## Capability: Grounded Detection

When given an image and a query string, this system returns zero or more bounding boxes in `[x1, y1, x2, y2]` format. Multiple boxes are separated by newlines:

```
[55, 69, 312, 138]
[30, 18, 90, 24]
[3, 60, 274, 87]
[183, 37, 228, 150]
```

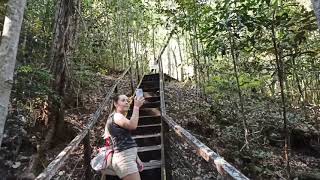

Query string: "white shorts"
[111, 147, 139, 178]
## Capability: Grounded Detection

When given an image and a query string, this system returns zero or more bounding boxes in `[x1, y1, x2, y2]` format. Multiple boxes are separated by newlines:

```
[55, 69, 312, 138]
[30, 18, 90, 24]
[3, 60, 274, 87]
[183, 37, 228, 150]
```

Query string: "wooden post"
[83, 132, 92, 180]
[159, 56, 167, 180]
[162, 120, 172, 180]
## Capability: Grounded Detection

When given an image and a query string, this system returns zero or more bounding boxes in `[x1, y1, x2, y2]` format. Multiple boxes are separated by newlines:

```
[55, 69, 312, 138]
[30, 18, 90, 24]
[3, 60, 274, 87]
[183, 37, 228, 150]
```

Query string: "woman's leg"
[122, 172, 141, 180]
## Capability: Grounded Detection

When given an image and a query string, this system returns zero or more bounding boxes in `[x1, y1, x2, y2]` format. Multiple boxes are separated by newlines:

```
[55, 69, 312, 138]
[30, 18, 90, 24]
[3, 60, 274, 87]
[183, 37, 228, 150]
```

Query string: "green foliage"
[72, 67, 102, 89]
[239, 73, 271, 91]
[15, 65, 52, 98]
[205, 74, 237, 100]
[13, 65, 52, 117]
[170, 0, 320, 104]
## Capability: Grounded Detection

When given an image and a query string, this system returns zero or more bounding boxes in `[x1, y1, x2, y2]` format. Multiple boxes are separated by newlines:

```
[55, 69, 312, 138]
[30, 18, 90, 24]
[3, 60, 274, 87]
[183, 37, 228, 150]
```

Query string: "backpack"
[90, 137, 114, 172]
[91, 114, 115, 174]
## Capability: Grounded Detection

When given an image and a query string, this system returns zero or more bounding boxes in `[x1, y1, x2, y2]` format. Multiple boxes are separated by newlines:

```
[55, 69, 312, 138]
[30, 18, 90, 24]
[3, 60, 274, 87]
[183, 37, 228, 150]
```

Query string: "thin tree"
[226, 0, 249, 150]
[167, 45, 172, 76]
[0, 0, 26, 147]
[171, 47, 179, 80]
[177, 35, 184, 81]
[227, 24, 249, 149]
[271, 7, 291, 179]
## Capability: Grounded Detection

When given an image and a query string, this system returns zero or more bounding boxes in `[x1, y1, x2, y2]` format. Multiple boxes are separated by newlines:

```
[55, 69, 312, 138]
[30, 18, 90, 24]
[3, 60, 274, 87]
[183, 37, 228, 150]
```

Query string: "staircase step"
[137, 116, 161, 126]
[138, 145, 161, 152]
[141, 80, 159, 85]
[142, 74, 159, 81]
[129, 96, 160, 110]
[129, 100, 160, 109]
[140, 168, 161, 180]
[140, 81, 159, 89]
[143, 73, 159, 77]
[133, 133, 161, 146]
[142, 78, 159, 82]
[104, 160, 161, 179]
[141, 101, 160, 108]
[133, 133, 161, 139]
[143, 160, 161, 170]
[138, 124, 161, 128]
[142, 87, 159, 92]
[128, 108, 161, 117]
[133, 124, 161, 135]
[144, 96, 160, 102]
[126, 93, 159, 100]
[143, 92, 159, 98]
[138, 148, 161, 162]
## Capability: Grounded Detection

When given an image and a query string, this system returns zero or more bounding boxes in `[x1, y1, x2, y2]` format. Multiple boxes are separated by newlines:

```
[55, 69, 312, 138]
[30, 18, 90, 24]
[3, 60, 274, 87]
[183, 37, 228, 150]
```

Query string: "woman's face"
[115, 95, 129, 112]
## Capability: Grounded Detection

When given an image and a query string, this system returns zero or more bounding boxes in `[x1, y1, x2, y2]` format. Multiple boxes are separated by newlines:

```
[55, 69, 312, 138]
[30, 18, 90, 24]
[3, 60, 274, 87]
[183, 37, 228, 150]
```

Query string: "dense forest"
[0, 0, 319, 179]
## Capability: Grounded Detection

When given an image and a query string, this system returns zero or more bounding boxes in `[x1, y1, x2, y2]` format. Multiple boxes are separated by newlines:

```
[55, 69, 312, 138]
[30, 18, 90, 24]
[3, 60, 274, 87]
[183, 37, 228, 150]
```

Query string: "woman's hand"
[134, 96, 145, 108]
[136, 156, 144, 172]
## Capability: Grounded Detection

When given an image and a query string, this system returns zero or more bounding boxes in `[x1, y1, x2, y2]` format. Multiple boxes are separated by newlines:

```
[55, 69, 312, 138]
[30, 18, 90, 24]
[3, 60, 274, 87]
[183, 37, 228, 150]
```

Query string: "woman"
[104, 94, 145, 180]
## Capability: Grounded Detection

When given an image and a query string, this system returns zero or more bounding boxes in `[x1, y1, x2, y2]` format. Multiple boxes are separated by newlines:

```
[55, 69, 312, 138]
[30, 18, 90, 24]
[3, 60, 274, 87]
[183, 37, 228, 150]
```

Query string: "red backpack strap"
[105, 136, 111, 147]
[105, 137, 114, 161]
[105, 149, 113, 160]
[105, 113, 115, 148]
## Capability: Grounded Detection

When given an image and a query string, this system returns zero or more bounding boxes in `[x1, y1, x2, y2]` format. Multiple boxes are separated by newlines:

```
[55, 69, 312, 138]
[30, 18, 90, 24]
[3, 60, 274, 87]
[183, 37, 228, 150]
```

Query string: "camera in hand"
[135, 88, 143, 97]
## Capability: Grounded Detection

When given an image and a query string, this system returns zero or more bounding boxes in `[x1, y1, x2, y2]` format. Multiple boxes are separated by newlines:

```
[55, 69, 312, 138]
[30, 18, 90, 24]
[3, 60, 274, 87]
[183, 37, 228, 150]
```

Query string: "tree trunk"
[32, 0, 79, 174]
[271, 10, 291, 178]
[312, 0, 320, 30]
[177, 35, 184, 81]
[153, 26, 156, 65]
[171, 48, 179, 80]
[228, 27, 249, 149]
[184, 33, 190, 79]
[199, 42, 206, 96]
[126, 25, 131, 66]
[191, 36, 198, 86]
[0, 0, 26, 147]
[134, 38, 140, 81]
[167, 46, 171, 76]
[207, 56, 211, 83]
[112, 48, 115, 70]
[50, 0, 79, 138]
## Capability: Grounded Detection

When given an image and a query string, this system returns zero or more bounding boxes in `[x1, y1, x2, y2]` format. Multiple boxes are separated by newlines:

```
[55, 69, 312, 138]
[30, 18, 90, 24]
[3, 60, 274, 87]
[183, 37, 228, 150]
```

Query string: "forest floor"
[1, 72, 319, 180]
[165, 80, 320, 179]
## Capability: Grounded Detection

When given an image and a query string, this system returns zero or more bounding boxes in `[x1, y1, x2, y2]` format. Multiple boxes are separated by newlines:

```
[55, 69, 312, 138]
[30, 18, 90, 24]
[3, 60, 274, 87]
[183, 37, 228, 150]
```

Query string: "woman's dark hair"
[111, 94, 121, 112]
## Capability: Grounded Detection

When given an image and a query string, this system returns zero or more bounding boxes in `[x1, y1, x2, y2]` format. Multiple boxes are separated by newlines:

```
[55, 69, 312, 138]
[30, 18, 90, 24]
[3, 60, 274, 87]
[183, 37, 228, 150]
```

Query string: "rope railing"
[158, 42, 249, 180]
[35, 59, 139, 180]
